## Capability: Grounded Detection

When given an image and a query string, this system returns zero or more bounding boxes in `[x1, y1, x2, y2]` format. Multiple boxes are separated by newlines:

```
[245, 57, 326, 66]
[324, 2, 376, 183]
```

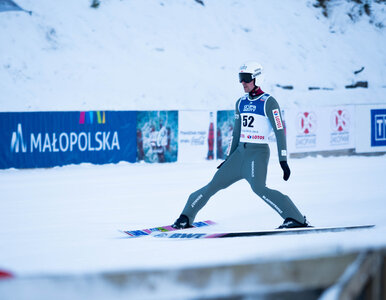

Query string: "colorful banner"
[216, 110, 235, 159]
[136, 111, 178, 163]
[178, 111, 215, 162]
[0, 111, 137, 169]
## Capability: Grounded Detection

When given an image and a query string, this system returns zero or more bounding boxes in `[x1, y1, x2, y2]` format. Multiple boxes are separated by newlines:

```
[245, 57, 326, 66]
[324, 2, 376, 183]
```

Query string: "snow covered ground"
[1, 155, 385, 277]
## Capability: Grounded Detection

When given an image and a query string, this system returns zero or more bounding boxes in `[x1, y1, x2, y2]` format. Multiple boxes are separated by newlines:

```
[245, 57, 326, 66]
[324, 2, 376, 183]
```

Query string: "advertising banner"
[178, 111, 216, 162]
[0, 111, 137, 169]
[285, 105, 355, 153]
[216, 110, 235, 159]
[356, 105, 386, 153]
[136, 111, 178, 163]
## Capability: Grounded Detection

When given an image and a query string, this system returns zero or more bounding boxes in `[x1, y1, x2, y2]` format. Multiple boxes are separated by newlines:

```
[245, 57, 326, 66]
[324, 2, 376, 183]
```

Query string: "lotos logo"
[272, 109, 283, 130]
[296, 112, 317, 135]
[331, 109, 349, 132]
[247, 135, 264, 140]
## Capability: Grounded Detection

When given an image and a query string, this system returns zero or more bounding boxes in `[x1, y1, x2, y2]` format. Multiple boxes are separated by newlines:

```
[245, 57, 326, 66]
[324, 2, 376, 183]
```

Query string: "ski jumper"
[181, 88, 305, 225]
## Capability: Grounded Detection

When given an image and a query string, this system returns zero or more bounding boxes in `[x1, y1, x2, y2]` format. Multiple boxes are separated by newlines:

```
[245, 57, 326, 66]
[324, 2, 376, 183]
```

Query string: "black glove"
[217, 160, 226, 169]
[280, 161, 291, 181]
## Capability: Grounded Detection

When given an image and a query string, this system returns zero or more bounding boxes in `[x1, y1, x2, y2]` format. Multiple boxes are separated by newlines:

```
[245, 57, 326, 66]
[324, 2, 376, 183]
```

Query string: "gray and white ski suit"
[181, 91, 305, 225]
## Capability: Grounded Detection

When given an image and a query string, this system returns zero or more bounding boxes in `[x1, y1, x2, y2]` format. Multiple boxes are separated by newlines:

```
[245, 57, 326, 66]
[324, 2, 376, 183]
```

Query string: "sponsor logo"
[331, 109, 349, 132]
[297, 112, 317, 135]
[179, 131, 206, 145]
[262, 195, 283, 214]
[272, 109, 283, 130]
[10, 123, 27, 153]
[79, 111, 106, 124]
[371, 109, 386, 147]
[245, 135, 265, 140]
[281, 150, 287, 157]
[253, 69, 262, 76]
[251, 160, 255, 178]
[243, 104, 257, 112]
[191, 194, 203, 208]
[296, 111, 317, 148]
[10, 123, 120, 153]
[330, 109, 350, 145]
[167, 233, 207, 239]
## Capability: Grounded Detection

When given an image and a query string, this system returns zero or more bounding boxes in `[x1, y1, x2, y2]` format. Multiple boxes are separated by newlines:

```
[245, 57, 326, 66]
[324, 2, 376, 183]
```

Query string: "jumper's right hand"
[280, 161, 291, 181]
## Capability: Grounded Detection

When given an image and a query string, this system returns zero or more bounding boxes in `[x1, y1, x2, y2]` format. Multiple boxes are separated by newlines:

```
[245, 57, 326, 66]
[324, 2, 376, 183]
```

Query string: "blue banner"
[371, 109, 386, 147]
[0, 111, 137, 169]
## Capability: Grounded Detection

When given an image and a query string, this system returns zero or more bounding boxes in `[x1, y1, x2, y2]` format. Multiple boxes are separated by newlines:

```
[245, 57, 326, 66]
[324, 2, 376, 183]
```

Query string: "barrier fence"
[0, 105, 385, 169]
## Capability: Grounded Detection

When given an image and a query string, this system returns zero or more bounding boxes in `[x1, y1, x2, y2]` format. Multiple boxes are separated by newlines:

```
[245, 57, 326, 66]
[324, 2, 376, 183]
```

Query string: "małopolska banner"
[0, 111, 137, 169]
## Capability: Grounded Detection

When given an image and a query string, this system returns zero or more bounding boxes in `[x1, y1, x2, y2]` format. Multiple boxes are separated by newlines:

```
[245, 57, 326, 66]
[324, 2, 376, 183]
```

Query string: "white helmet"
[239, 61, 264, 86]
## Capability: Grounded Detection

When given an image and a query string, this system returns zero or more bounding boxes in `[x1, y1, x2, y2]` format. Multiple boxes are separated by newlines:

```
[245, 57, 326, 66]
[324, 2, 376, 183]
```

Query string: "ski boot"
[278, 216, 310, 229]
[172, 214, 191, 229]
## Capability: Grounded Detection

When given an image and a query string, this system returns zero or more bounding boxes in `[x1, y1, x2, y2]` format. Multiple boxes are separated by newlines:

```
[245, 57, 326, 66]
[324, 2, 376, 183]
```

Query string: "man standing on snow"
[173, 61, 309, 229]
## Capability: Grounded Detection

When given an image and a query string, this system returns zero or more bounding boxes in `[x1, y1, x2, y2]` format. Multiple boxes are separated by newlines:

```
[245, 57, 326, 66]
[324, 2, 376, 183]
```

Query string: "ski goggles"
[239, 73, 254, 83]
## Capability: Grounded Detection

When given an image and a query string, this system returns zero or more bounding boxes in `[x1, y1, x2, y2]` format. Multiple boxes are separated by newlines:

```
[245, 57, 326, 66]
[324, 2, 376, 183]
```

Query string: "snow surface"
[0, 156, 385, 276]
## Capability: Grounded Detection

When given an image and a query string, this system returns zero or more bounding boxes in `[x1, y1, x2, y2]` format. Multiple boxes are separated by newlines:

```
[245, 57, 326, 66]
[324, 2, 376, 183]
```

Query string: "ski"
[121, 220, 216, 238]
[152, 224, 375, 239]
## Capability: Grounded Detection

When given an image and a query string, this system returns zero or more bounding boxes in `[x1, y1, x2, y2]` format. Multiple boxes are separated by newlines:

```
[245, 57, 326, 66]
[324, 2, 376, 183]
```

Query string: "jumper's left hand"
[280, 161, 291, 181]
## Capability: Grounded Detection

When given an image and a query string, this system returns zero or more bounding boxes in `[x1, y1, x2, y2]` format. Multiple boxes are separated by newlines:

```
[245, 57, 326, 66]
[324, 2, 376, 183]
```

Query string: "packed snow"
[0, 156, 385, 276]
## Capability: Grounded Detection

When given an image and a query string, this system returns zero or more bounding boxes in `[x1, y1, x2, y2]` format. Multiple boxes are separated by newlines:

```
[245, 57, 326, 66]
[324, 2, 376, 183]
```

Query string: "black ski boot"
[278, 216, 310, 229]
[172, 214, 191, 229]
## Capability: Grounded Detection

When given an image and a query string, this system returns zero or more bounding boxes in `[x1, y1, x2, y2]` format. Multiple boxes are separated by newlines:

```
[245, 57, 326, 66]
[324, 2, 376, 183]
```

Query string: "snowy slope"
[0, 156, 385, 276]
[0, 0, 385, 111]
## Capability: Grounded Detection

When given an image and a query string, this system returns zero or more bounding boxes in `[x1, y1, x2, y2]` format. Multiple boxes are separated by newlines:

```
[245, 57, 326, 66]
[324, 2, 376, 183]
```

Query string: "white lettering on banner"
[10, 124, 120, 154]
[42, 133, 52, 152]
[52, 134, 59, 152]
[59, 133, 69, 152]
[79, 133, 87, 151]
[11, 123, 27, 153]
[375, 115, 386, 141]
[31, 134, 41, 152]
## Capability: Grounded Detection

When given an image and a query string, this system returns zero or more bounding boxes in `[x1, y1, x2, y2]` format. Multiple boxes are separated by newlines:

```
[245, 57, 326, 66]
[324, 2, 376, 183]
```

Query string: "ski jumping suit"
[181, 89, 305, 225]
